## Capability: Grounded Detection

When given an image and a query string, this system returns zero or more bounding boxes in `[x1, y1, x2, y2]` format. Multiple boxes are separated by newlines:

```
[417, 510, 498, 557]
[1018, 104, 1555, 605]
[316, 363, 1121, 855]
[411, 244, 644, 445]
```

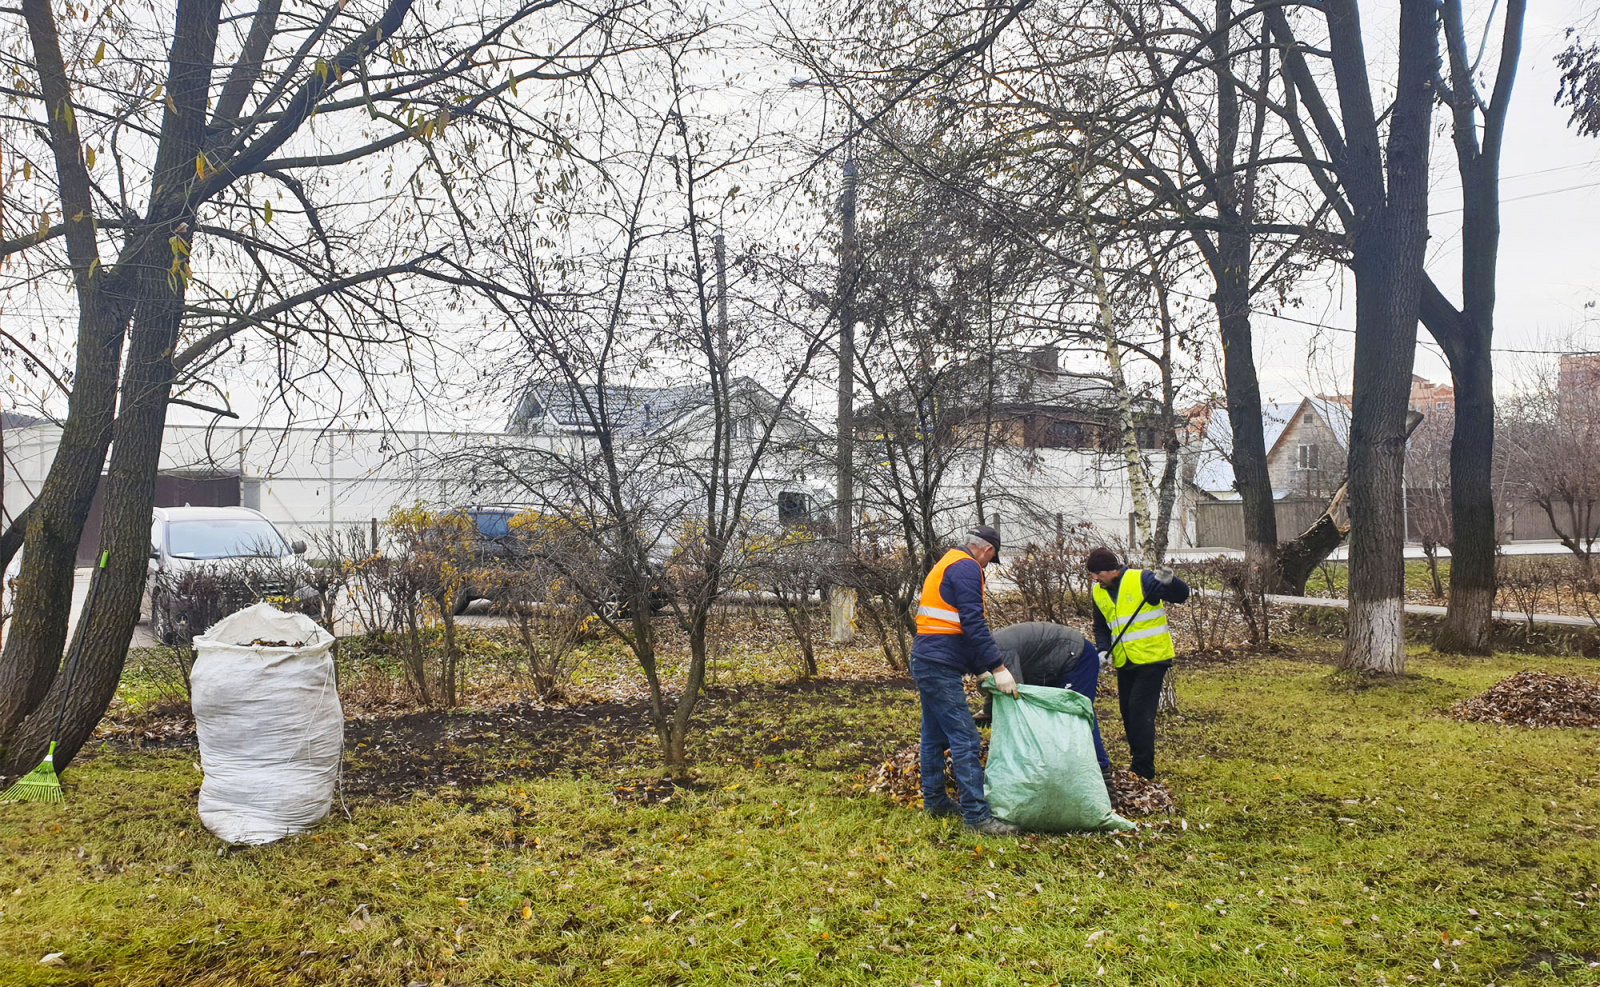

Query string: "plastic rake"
[0, 742, 63, 803]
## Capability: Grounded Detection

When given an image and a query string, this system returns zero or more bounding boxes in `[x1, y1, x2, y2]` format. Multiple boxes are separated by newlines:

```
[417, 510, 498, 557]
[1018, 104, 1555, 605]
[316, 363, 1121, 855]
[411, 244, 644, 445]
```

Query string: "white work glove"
[981, 665, 1020, 699]
[1153, 566, 1175, 585]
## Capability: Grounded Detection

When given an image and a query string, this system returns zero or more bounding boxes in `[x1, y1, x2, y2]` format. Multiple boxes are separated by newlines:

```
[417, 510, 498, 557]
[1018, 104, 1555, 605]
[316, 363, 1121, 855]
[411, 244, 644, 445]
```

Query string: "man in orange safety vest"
[909, 525, 1020, 836]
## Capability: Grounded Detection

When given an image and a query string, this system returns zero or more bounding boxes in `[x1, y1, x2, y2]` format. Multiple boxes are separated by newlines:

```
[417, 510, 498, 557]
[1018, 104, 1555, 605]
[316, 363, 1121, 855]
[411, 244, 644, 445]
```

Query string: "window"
[1303, 413, 1314, 424]
[166, 518, 290, 560]
[1436, 400, 1450, 409]
[1038, 419, 1092, 449]
[777, 492, 809, 527]
[1298, 444, 1320, 470]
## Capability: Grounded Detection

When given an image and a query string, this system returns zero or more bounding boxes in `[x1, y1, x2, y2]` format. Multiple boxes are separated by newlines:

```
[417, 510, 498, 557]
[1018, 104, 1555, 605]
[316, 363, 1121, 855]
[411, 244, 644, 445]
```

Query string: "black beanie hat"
[1085, 547, 1121, 573]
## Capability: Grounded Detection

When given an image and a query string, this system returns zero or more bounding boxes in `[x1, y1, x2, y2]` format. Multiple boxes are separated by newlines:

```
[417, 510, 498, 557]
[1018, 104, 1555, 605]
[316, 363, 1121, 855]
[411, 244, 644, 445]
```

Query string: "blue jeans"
[910, 657, 991, 825]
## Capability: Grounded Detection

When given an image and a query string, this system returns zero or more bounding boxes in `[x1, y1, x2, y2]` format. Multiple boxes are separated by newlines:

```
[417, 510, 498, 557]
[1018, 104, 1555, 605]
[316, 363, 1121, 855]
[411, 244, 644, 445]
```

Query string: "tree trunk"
[1082, 211, 1155, 551]
[1276, 489, 1350, 595]
[2, 245, 206, 775]
[1425, 0, 1524, 654]
[1338, 0, 1436, 676]
[1434, 341, 1496, 652]
[0, 0, 224, 772]
[670, 611, 713, 775]
[1214, 233, 1279, 585]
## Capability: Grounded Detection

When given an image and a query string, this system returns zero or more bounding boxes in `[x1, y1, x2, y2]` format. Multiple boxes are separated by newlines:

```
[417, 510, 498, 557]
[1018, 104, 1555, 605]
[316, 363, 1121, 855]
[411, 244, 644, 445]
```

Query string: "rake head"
[0, 743, 64, 804]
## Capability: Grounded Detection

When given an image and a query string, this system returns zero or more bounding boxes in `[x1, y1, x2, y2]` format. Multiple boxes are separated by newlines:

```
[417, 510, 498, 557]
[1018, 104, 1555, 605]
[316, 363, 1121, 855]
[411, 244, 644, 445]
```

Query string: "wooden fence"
[1194, 494, 1598, 550]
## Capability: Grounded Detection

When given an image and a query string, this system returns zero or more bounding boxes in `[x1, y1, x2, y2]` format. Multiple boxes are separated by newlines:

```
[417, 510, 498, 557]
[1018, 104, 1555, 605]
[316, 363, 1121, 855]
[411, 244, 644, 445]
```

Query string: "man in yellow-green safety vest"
[1086, 546, 1190, 781]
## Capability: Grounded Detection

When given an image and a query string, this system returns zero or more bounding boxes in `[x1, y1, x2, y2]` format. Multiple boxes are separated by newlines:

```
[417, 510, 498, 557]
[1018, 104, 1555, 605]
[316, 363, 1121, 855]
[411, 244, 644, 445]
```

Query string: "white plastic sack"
[190, 603, 342, 845]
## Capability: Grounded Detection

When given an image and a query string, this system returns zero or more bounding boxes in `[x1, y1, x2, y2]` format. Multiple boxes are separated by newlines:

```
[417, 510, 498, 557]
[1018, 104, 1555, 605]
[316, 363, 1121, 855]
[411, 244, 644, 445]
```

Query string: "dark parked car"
[450, 505, 533, 612]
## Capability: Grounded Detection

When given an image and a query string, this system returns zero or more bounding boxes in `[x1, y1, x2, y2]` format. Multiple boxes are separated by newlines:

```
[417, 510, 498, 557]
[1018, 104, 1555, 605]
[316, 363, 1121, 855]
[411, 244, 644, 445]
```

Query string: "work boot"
[1101, 766, 1117, 806]
[967, 817, 1020, 836]
[923, 800, 960, 820]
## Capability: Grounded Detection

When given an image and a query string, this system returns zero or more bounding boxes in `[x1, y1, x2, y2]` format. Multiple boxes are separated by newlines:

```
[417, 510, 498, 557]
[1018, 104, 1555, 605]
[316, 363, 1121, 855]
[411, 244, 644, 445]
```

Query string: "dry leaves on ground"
[1450, 670, 1600, 729]
[1106, 769, 1175, 815]
[864, 742, 1175, 818]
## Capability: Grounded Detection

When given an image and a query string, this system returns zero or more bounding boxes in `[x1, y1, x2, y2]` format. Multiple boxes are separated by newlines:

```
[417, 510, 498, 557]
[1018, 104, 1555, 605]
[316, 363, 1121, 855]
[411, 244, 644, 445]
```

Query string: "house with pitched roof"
[1191, 396, 1352, 502]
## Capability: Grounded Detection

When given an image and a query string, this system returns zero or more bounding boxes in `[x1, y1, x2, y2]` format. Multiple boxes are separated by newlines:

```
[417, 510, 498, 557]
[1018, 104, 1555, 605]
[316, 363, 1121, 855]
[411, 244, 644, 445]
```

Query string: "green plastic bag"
[981, 681, 1135, 833]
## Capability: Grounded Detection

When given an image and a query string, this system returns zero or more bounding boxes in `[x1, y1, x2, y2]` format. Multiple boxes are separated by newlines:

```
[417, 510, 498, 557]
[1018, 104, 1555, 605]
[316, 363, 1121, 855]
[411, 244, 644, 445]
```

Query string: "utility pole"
[830, 149, 858, 644]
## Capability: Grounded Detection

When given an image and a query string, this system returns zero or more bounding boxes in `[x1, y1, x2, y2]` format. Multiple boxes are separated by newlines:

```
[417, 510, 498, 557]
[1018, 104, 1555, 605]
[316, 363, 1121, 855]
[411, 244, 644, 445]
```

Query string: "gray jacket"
[992, 621, 1087, 688]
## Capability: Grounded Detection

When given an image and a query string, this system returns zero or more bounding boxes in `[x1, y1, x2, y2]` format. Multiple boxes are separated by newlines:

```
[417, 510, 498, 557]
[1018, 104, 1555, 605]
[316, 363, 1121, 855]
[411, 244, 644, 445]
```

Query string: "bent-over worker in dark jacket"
[987, 621, 1114, 800]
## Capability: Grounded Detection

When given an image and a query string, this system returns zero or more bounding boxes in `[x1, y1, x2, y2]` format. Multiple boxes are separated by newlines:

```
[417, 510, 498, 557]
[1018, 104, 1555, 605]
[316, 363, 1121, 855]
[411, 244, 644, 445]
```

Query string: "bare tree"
[1502, 377, 1600, 574]
[450, 33, 833, 768]
[1406, 410, 1456, 599]
[788, 0, 1335, 577]
[1419, 0, 1526, 653]
[0, 0, 639, 776]
[1269, 0, 1440, 674]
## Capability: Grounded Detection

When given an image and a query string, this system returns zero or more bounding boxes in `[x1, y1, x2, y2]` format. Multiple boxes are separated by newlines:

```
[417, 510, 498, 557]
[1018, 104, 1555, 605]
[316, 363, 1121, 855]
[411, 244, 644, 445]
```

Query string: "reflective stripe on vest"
[1092, 568, 1175, 667]
[914, 548, 984, 636]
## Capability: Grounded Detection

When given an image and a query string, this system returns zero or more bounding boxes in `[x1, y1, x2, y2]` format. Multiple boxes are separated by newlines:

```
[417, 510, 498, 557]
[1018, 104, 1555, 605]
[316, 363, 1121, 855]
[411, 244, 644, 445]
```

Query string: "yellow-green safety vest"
[1092, 568, 1175, 668]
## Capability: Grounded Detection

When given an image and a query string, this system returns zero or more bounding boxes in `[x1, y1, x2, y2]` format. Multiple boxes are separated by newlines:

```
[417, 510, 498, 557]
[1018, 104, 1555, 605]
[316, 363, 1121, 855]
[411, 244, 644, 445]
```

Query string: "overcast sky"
[7, 1, 1596, 432]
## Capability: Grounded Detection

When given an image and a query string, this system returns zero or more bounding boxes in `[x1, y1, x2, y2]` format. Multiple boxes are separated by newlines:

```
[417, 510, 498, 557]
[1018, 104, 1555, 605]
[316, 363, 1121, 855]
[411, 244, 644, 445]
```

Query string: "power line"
[1429, 179, 1600, 216]
[1245, 307, 1597, 355]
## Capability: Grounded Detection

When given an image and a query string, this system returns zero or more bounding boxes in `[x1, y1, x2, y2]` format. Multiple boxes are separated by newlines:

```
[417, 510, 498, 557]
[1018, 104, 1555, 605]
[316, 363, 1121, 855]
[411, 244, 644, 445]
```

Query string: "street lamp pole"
[831, 148, 858, 644]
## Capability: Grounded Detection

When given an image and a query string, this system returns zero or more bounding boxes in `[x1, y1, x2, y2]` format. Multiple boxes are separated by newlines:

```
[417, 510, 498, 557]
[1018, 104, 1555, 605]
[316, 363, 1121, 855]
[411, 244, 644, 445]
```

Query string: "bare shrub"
[1007, 522, 1097, 624]
[147, 564, 261, 647]
[752, 530, 828, 677]
[1572, 559, 1600, 631]
[301, 525, 372, 635]
[850, 533, 921, 672]
[356, 504, 486, 708]
[1169, 557, 1238, 652]
[1215, 558, 1271, 647]
[491, 511, 600, 700]
[1498, 554, 1560, 639]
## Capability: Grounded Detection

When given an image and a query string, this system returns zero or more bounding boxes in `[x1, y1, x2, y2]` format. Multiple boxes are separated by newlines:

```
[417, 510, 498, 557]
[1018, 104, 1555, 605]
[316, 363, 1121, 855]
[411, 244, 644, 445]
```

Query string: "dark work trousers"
[1115, 659, 1171, 779]
[1056, 649, 1112, 770]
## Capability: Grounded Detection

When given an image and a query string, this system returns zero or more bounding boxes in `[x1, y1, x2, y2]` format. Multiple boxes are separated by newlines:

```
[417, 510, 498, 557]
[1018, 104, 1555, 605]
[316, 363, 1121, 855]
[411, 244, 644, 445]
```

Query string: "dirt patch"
[89, 677, 913, 800]
[339, 677, 911, 800]
[1450, 670, 1600, 728]
[342, 699, 649, 798]
[1509, 949, 1600, 977]
[864, 742, 1175, 819]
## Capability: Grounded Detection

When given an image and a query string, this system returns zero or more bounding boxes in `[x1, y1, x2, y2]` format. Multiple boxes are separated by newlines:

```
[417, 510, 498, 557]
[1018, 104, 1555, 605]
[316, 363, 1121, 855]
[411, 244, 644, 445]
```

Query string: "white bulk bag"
[190, 603, 342, 845]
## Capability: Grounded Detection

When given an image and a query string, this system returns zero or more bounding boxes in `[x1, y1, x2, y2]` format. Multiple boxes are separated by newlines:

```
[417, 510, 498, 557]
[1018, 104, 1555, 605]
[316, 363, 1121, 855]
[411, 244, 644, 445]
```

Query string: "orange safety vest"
[914, 548, 984, 636]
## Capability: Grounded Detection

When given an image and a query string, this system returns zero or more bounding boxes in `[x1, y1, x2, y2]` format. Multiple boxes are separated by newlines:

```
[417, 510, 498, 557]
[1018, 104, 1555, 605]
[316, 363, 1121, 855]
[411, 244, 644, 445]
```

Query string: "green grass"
[4, 647, 1600, 986]
[1300, 559, 1455, 598]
